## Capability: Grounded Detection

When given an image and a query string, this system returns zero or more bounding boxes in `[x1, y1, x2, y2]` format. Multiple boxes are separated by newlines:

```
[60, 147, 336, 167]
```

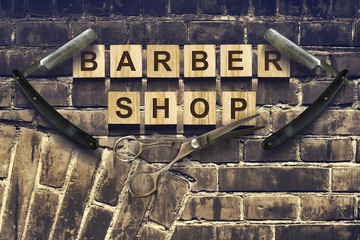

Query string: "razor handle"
[13, 69, 99, 150]
[262, 69, 348, 150]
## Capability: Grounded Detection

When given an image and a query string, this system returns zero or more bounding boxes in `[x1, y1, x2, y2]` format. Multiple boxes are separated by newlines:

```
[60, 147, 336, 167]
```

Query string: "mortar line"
[21, 134, 49, 240]
[48, 148, 79, 240]
[75, 148, 109, 240]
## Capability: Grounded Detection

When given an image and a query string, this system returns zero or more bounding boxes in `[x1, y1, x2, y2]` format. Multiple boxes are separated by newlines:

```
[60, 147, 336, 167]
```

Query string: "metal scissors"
[113, 114, 264, 198]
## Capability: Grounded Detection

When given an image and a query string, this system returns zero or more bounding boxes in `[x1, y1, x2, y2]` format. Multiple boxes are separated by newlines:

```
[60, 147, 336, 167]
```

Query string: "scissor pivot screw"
[191, 139, 200, 149]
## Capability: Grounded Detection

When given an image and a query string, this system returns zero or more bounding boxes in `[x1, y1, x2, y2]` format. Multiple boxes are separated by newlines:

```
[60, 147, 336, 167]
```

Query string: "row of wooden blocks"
[108, 91, 256, 126]
[73, 44, 290, 78]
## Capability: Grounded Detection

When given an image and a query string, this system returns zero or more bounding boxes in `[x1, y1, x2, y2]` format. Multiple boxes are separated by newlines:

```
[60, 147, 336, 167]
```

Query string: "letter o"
[190, 98, 209, 118]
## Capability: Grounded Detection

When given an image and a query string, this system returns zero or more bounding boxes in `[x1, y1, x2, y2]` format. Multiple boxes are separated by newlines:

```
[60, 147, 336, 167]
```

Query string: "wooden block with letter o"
[108, 92, 140, 124]
[184, 91, 216, 125]
[222, 91, 256, 126]
[220, 44, 252, 77]
[110, 45, 142, 78]
[73, 45, 105, 78]
[147, 45, 179, 78]
[145, 92, 177, 125]
[184, 45, 216, 78]
[257, 44, 290, 78]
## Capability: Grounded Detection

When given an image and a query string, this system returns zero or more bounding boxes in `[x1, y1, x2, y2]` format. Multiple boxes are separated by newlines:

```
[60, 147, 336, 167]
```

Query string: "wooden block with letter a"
[222, 91, 256, 126]
[184, 45, 216, 78]
[73, 45, 105, 78]
[110, 45, 142, 78]
[145, 92, 177, 125]
[183, 91, 216, 125]
[108, 92, 140, 124]
[220, 44, 252, 77]
[147, 45, 179, 78]
[257, 44, 290, 78]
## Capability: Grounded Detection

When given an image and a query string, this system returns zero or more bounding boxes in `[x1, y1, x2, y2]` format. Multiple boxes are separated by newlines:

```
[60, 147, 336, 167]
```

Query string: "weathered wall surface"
[0, 0, 360, 239]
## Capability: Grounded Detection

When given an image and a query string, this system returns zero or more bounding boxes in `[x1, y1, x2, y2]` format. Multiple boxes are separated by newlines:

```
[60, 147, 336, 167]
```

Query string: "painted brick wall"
[1, 0, 360, 239]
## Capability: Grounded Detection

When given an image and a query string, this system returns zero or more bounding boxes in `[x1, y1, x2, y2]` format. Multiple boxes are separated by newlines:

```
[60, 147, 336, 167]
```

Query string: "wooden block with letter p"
[183, 91, 216, 125]
[220, 44, 252, 77]
[108, 92, 140, 124]
[110, 45, 142, 78]
[145, 92, 177, 125]
[184, 45, 216, 78]
[222, 91, 256, 126]
[73, 45, 105, 78]
[147, 45, 179, 78]
[257, 44, 290, 78]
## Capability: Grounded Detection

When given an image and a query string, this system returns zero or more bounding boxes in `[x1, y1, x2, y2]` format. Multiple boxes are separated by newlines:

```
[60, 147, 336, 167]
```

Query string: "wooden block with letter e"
[257, 44, 290, 78]
[147, 45, 179, 78]
[222, 91, 256, 126]
[145, 92, 177, 125]
[220, 44, 252, 77]
[108, 92, 140, 124]
[184, 45, 216, 78]
[183, 91, 216, 125]
[110, 45, 142, 78]
[73, 45, 105, 78]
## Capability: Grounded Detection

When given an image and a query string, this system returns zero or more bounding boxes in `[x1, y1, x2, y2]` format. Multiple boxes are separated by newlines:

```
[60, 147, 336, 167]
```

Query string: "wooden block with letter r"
[257, 44, 290, 78]
[147, 45, 179, 78]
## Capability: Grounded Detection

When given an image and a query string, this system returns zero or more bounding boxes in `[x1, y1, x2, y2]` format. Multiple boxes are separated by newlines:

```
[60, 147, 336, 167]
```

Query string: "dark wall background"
[0, 0, 360, 239]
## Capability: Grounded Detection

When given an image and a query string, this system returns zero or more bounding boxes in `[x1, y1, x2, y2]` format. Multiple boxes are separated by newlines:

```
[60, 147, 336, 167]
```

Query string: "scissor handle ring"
[128, 172, 158, 198]
[113, 136, 142, 162]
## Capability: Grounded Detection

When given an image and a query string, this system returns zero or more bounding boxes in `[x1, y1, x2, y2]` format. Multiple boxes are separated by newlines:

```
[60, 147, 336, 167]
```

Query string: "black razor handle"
[262, 69, 348, 150]
[13, 69, 99, 150]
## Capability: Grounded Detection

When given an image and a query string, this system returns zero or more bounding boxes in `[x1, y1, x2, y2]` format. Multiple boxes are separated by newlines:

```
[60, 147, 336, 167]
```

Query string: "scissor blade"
[203, 114, 260, 144]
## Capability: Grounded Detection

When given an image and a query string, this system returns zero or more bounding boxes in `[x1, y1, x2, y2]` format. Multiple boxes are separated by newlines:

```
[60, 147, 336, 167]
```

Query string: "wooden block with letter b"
[147, 45, 179, 78]
[222, 91, 256, 126]
[145, 92, 177, 125]
[110, 45, 142, 78]
[184, 45, 216, 78]
[257, 44, 290, 78]
[183, 91, 216, 125]
[108, 92, 140, 124]
[73, 45, 105, 78]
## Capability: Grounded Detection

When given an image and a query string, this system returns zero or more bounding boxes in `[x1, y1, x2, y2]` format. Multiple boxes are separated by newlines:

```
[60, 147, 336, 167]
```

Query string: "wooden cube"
[222, 91, 256, 126]
[147, 45, 179, 78]
[73, 45, 105, 78]
[257, 44, 290, 78]
[108, 92, 140, 124]
[145, 92, 177, 125]
[110, 45, 142, 78]
[220, 44, 252, 77]
[184, 45, 216, 78]
[183, 91, 216, 125]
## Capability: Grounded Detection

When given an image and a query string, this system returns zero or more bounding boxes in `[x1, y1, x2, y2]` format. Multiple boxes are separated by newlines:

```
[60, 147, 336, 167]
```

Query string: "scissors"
[113, 114, 264, 198]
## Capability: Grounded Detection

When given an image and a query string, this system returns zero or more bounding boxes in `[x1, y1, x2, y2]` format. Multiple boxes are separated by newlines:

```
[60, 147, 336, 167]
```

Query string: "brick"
[0, 83, 11, 107]
[304, 0, 330, 18]
[244, 139, 297, 162]
[244, 196, 298, 220]
[333, 168, 360, 192]
[28, 0, 52, 16]
[72, 79, 106, 107]
[0, 0, 12, 17]
[301, 22, 351, 46]
[150, 173, 189, 228]
[86, 0, 110, 15]
[279, 0, 303, 15]
[1, 128, 42, 240]
[189, 22, 244, 44]
[0, 22, 11, 46]
[333, 0, 357, 17]
[56, 0, 83, 15]
[199, 0, 222, 14]
[170, 0, 197, 14]
[15, 22, 68, 46]
[300, 138, 353, 162]
[225, 0, 249, 15]
[219, 167, 329, 192]
[0, 109, 34, 122]
[354, 23, 360, 47]
[256, 79, 298, 105]
[0, 124, 14, 178]
[13, 0, 26, 18]
[273, 110, 360, 136]
[247, 22, 298, 45]
[253, 0, 276, 16]
[301, 195, 354, 220]
[181, 196, 241, 220]
[95, 150, 131, 206]
[24, 191, 58, 240]
[173, 167, 217, 192]
[15, 81, 69, 107]
[80, 206, 113, 240]
[139, 226, 167, 240]
[143, 0, 167, 16]
[302, 81, 354, 105]
[331, 52, 360, 78]
[73, 22, 127, 45]
[276, 225, 360, 240]
[52, 148, 102, 240]
[171, 225, 214, 240]
[130, 22, 187, 45]
[40, 134, 74, 188]
[37, 110, 107, 136]
[217, 225, 273, 239]
[113, 0, 141, 15]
